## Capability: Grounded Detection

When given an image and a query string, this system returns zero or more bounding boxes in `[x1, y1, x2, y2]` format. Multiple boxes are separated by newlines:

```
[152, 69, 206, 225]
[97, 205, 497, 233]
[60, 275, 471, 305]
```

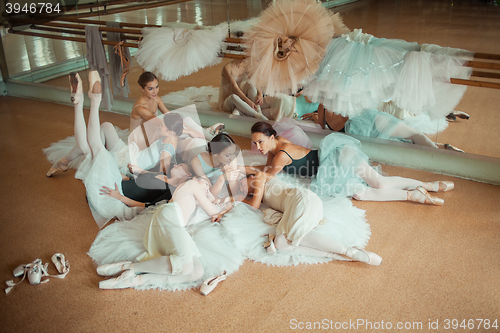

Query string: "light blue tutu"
[345, 108, 410, 143]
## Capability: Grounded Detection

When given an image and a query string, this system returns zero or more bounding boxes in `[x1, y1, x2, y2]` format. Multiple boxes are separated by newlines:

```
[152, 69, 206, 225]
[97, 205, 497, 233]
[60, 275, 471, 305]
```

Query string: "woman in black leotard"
[248, 121, 455, 205]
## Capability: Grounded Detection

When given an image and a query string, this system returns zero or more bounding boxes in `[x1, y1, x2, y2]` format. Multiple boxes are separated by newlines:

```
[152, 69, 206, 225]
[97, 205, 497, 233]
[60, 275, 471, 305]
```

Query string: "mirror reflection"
[2, 0, 499, 159]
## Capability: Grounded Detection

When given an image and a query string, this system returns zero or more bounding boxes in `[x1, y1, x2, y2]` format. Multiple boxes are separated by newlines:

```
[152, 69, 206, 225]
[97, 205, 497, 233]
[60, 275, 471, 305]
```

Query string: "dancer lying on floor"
[191, 133, 243, 197]
[65, 71, 190, 227]
[301, 104, 464, 152]
[96, 176, 234, 290]
[236, 172, 381, 265]
[247, 121, 454, 205]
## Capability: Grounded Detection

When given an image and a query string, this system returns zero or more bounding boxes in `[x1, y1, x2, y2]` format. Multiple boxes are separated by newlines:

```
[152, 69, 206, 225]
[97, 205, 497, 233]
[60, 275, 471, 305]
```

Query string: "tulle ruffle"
[244, 0, 336, 96]
[135, 26, 226, 82]
[345, 108, 409, 142]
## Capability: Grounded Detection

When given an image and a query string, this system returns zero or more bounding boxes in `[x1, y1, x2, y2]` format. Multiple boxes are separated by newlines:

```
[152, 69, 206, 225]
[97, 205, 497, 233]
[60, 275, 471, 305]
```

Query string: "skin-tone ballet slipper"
[51, 253, 70, 278]
[444, 143, 465, 153]
[207, 123, 225, 136]
[427, 181, 454, 192]
[46, 157, 69, 177]
[343, 247, 382, 266]
[88, 71, 102, 95]
[200, 271, 227, 296]
[262, 234, 276, 254]
[69, 73, 83, 104]
[99, 269, 142, 289]
[408, 186, 444, 206]
[96, 261, 132, 277]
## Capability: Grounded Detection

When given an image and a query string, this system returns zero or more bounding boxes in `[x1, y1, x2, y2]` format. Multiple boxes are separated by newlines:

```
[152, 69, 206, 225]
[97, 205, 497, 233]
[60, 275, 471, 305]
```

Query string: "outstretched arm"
[242, 172, 267, 209]
[100, 183, 145, 208]
[156, 96, 170, 114]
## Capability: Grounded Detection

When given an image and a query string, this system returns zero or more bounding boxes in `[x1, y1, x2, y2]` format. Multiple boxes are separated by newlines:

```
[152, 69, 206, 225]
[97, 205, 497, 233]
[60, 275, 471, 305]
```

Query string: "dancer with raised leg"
[248, 122, 453, 205]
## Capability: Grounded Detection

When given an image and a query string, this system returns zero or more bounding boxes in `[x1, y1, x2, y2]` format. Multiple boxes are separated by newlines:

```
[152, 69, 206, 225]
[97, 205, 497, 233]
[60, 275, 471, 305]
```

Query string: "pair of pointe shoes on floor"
[409, 181, 454, 206]
[97, 261, 228, 295]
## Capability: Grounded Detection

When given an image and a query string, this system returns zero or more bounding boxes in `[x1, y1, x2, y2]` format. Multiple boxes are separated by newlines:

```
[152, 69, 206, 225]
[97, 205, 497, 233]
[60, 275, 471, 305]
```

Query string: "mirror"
[3, 0, 499, 160]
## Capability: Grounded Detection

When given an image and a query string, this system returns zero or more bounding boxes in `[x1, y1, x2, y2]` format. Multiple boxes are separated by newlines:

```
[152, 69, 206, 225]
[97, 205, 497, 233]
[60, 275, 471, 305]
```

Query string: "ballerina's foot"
[46, 158, 69, 177]
[408, 187, 444, 206]
[207, 123, 225, 136]
[88, 71, 102, 94]
[69, 73, 83, 104]
[426, 181, 454, 192]
[344, 247, 382, 266]
[99, 270, 142, 289]
[96, 261, 132, 276]
[444, 143, 465, 153]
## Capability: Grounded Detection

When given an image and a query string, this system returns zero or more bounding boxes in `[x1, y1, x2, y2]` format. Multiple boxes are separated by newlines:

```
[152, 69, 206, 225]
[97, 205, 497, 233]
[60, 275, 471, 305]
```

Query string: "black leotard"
[280, 149, 319, 177]
[122, 172, 176, 207]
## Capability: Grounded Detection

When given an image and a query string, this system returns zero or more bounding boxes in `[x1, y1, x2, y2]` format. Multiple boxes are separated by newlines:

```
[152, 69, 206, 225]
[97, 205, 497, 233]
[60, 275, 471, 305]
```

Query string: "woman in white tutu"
[248, 122, 454, 205]
[237, 172, 381, 265]
[96, 176, 234, 290]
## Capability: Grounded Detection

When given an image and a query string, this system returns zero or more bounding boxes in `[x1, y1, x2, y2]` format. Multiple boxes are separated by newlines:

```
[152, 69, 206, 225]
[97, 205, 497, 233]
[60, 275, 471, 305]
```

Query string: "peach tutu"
[244, 0, 342, 96]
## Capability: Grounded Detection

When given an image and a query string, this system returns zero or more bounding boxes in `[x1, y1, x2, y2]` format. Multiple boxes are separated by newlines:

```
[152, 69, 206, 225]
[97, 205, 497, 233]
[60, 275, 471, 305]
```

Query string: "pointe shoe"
[46, 158, 69, 177]
[409, 187, 444, 206]
[96, 261, 132, 277]
[344, 247, 383, 266]
[429, 181, 454, 192]
[207, 123, 225, 136]
[255, 106, 269, 120]
[446, 112, 456, 122]
[200, 271, 227, 296]
[232, 110, 241, 116]
[69, 73, 83, 104]
[51, 253, 70, 278]
[99, 270, 141, 289]
[88, 70, 101, 95]
[452, 111, 470, 120]
[444, 143, 465, 153]
[27, 260, 49, 285]
[263, 234, 276, 254]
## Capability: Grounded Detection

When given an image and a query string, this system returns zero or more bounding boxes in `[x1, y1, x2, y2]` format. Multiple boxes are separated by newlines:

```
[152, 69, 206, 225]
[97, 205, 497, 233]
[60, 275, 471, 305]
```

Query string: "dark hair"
[250, 121, 277, 138]
[138, 72, 158, 88]
[208, 133, 240, 156]
[163, 113, 184, 136]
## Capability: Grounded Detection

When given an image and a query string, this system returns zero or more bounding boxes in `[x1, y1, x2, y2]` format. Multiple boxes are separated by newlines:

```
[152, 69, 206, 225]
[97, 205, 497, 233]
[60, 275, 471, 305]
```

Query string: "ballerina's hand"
[300, 112, 318, 122]
[155, 174, 169, 183]
[99, 183, 121, 199]
[128, 164, 144, 175]
[211, 213, 224, 223]
[255, 93, 264, 106]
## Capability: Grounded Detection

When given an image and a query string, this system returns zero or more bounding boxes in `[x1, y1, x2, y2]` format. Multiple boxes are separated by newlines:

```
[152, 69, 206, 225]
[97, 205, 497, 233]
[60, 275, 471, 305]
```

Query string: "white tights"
[224, 84, 270, 118]
[121, 256, 204, 285]
[353, 160, 422, 201]
[274, 231, 349, 260]
[71, 94, 122, 162]
[380, 116, 437, 148]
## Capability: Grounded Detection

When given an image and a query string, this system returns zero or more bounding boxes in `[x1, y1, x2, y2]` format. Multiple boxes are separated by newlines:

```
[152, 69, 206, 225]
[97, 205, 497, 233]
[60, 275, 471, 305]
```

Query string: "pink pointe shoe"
[88, 71, 101, 95]
[99, 270, 141, 289]
[46, 157, 69, 177]
[200, 271, 227, 296]
[96, 261, 132, 276]
[409, 187, 444, 206]
[429, 181, 454, 192]
[69, 72, 83, 104]
[344, 247, 383, 266]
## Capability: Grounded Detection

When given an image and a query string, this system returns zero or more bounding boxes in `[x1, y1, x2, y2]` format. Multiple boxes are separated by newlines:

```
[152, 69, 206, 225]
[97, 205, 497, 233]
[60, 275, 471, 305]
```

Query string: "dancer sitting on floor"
[247, 121, 454, 205]
[96, 176, 234, 290]
[235, 172, 381, 265]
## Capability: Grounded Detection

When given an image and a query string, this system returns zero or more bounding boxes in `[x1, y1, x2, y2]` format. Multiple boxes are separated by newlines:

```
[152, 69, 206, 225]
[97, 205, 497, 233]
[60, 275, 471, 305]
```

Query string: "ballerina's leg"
[73, 89, 92, 157]
[389, 121, 437, 148]
[273, 231, 347, 259]
[224, 94, 263, 118]
[133, 256, 204, 284]
[87, 74, 105, 159]
[354, 159, 422, 191]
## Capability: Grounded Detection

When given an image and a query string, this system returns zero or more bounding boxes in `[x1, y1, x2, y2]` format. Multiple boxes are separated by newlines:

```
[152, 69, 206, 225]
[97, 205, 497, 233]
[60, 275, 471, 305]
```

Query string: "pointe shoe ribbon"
[430, 181, 454, 192]
[344, 247, 383, 266]
[200, 271, 227, 296]
[410, 187, 444, 206]
[6, 254, 70, 294]
[96, 261, 132, 277]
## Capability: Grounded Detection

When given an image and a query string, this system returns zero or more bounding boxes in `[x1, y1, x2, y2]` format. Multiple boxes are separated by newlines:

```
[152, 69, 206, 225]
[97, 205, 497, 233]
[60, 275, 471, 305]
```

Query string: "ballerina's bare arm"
[262, 151, 291, 176]
[156, 96, 170, 114]
[222, 63, 255, 109]
[191, 183, 220, 217]
[243, 172, 267, 209]
[159, 151, 173, 175]
[99, 183, 145, 208]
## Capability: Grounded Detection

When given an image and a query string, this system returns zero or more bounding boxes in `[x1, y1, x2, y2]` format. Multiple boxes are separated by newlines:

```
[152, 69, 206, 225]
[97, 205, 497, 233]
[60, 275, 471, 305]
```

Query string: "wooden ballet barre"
[54, 0, 171, 12]
[50, 17, 162, 29]
[8, 29, 139, 48]
[451, 78, 500, 89]
[474, 53, 500, 61]
[471, 71, 500, 80]
[466, 61, 500, 71]
[29, 25, 141, 41]
[10, 18, 143, 35]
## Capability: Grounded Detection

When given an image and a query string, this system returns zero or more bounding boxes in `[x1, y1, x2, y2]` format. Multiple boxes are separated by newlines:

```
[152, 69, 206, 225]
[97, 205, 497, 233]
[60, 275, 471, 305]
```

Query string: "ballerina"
[95, 177, 234, 290]
[248, 121, 454, 205]
[190, 133, 243, 197]
[236, 172, 381, 265]
[217, 59, 269, 120]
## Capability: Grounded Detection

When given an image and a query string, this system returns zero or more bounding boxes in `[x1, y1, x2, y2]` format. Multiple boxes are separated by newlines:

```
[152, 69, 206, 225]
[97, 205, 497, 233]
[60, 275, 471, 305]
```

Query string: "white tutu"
[43, 126, 130, 173]
[88, 205, 245, 291]
[83, 149, 140, 229]
[305, 29, 418, 117]
[134, 26, 226, 82]
[161, 86, 219, 111]
[392, 50, 472, 118]
[221, 197, 370, 267]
